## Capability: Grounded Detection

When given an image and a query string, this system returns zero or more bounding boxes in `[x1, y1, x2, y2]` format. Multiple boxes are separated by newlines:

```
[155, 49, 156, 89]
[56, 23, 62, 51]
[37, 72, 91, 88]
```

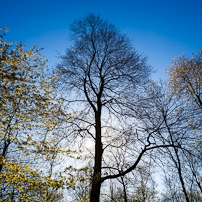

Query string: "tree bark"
[121, 177, 128, 202]
[90, 110, 103, 202]
[174, 149, 190, 202]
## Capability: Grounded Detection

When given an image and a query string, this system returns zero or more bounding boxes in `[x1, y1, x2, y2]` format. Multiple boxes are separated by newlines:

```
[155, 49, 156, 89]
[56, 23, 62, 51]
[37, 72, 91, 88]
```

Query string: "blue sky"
[1, 0, 202, 80]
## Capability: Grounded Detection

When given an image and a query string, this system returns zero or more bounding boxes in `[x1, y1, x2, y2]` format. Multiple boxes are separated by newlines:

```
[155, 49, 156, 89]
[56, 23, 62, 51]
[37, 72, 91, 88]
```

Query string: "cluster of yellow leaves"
[0, 28, 74, 201]
[166, 49, 202, 108]
[0, 159, 65, 202]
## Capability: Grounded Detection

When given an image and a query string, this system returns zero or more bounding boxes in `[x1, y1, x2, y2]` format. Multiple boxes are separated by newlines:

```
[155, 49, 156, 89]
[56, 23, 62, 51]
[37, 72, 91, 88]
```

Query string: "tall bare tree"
[56, 13, 152, 201]
[56, 14, 180, 201]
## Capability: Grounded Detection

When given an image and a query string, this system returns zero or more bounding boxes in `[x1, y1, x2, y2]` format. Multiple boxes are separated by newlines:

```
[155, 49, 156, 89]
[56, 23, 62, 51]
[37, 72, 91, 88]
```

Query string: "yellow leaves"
[0, 159, 62, 201]
[166, 49, 202, 103]
[0, 28, 76, 201]
[18, 145, 24, 150]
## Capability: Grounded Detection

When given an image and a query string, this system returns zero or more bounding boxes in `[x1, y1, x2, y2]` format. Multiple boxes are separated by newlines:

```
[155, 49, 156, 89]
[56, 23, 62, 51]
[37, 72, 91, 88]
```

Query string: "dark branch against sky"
[1, 0, 201, 80]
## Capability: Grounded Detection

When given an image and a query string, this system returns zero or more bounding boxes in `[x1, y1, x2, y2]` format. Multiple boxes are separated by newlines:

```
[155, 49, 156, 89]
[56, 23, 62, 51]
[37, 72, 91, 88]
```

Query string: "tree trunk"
[90, 110, 103, 202]
[175, 152, 190, 202]
[90, 181, 102, 202]
[165, 117, 190, 202]
[122, 177, 128, 202]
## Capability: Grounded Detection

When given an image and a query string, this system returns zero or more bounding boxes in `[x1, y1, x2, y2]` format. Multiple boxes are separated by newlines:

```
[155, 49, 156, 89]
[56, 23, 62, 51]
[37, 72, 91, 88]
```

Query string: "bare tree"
[164, 50, 202, 202]
[56, 14, 180, 202]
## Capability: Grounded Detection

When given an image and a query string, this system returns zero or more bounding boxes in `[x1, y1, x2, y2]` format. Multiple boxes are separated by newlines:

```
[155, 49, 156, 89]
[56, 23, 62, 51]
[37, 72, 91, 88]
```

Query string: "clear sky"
[1, 0, 202, 80]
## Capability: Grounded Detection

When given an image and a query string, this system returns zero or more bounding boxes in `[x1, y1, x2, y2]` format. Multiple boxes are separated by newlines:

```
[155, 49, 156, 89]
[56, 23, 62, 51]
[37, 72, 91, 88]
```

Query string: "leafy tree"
[0, 28, 73, 201]
[166, 49, 202, 125]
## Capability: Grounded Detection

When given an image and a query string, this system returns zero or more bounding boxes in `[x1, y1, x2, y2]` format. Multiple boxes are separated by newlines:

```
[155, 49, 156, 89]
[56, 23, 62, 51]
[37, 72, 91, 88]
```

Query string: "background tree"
[142, 81, 200, 202]
[166, 49, 202, 127]
[162, 49, 202, 202]
[0, 28, 74, 201]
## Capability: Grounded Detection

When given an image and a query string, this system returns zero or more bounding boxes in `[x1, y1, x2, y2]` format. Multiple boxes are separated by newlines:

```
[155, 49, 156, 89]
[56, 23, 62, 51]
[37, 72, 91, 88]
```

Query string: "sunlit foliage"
[166, 49, 202, 110]
[0, 28, 73, 201]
